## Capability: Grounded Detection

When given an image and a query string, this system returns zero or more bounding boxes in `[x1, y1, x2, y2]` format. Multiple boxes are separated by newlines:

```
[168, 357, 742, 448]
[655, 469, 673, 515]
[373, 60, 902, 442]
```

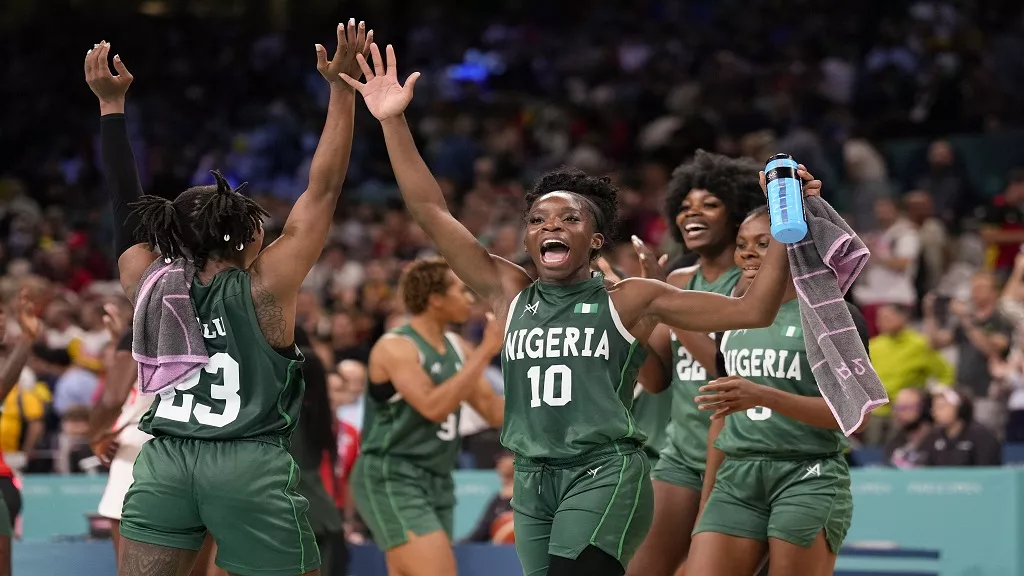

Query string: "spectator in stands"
[0, 368, 47, 467]
[54, 405, 93, 474]
[842, 139, 891, 230]
[462, 452, 514, 543]
[979, 170, 1024, 280]
[854, 198, 922, 335]
[924, 274, 1013, 419]
[330, 312, 371, 364]
[922, 387, 1002, 466]
[903, 190, 951, 299]
[33, 345, 98, 417]
[335, 359, 366, 432]
[866, 304, 953, 444]
[914, 139, 974, 232]
[884, 387, 934, 469]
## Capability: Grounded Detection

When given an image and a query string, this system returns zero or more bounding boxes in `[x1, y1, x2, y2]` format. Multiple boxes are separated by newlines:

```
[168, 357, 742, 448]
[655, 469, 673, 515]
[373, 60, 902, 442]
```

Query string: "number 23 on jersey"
[154, 352, 242, 427]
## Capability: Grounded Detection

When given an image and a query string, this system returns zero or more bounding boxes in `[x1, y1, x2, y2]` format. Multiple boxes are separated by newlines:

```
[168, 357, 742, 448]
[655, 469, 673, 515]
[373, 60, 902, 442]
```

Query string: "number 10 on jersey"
[527, 364, 572, 407]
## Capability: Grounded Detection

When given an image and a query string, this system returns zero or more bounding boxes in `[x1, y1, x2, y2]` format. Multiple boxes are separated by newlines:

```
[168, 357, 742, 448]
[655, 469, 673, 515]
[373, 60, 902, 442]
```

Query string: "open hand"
[695, 376, 768, 420]
[15, 288, 41, 342]
[84, 41, 133, 107]
[631, 235, 668, 282]
[316, 19, 373, 86]
[340, 43, 420, 121]
[758, 163, 821, 199]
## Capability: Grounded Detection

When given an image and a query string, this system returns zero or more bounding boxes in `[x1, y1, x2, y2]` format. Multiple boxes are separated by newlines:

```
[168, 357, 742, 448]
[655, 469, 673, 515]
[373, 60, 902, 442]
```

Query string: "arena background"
[4, 0, 1024, 574]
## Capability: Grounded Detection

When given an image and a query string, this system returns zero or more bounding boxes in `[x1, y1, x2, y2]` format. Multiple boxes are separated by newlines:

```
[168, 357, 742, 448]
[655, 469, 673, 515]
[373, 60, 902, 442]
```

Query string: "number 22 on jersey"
[154, 352, 242, 427]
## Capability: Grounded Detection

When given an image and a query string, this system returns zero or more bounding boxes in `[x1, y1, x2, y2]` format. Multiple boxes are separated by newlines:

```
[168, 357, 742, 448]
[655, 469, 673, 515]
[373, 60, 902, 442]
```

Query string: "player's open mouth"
[741, 263, 761, 276]
[541, 239, 571, 265]
[682, 221, 709, 239]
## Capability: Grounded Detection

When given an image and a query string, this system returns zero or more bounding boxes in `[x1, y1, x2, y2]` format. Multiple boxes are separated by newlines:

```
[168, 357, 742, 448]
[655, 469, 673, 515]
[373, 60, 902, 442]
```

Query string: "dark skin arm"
[342, 44, 532, 317]
[637, 325, 672, 393]
[0, 289, 42, 400]
[368, 316, 504, 424]
[696, 376, 845, 429]
[248, 22, 371, 348]
[610, 169, 819, 342]
[88, 304, 135, 450]
[699, 415, 726, 519]
[457, 335, 505, 427]
[84, 42, 157, 301]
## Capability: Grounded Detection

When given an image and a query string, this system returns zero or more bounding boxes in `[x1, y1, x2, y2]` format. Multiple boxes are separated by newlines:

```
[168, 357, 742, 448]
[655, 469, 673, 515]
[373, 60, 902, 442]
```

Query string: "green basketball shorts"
[650, 441, 704, 492]
[694, 454, 853, 551]
[512, 440, 654, 576]
[119, 435, 319, 576]
[349, 455, 455, 551]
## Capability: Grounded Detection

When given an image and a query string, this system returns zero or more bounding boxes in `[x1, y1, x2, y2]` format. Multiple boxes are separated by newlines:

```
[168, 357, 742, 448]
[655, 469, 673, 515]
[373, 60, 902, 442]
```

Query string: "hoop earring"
[236, 243, 245, 251]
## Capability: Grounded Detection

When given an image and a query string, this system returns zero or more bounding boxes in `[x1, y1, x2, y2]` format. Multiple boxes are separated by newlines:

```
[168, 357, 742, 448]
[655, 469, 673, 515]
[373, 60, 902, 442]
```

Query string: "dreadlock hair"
[524, 167, 620, 260]
[399, 258, 452, 315]
[664, 150, 765, 250]
[129, 171, 269, 268]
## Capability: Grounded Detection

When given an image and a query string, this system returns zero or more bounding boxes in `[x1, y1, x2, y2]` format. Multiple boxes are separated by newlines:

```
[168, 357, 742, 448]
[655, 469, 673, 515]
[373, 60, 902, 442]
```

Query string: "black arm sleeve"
[101, 113, 145, 256]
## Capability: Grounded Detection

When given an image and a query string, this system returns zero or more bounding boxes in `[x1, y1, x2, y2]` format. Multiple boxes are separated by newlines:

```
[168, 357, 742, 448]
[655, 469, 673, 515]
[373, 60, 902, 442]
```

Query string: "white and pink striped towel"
[788, 196, 888, 436]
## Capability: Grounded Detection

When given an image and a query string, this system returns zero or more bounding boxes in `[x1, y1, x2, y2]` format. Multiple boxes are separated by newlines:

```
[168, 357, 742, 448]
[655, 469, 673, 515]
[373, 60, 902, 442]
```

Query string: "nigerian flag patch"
[782, 326, 802, 338]
[574, 302, 599, 314]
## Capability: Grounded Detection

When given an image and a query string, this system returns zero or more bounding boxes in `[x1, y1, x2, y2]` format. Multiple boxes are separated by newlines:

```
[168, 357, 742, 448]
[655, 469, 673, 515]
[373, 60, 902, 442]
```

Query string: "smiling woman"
[345, 42, 816, 576]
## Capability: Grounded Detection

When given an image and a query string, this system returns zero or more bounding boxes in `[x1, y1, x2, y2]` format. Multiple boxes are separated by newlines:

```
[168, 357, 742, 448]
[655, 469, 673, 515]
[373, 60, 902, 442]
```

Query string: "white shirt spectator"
[855, 217, 922, 306]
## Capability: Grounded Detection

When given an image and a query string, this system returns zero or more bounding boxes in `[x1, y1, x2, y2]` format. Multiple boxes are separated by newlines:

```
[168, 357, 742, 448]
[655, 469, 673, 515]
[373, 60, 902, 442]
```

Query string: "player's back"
[360, 324, 464, 476]
[139, 268, 304, 440]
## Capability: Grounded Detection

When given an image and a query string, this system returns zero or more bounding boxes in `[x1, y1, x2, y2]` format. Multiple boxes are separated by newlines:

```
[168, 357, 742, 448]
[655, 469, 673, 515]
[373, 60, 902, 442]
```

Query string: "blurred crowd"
[2, 0, 1024, 481]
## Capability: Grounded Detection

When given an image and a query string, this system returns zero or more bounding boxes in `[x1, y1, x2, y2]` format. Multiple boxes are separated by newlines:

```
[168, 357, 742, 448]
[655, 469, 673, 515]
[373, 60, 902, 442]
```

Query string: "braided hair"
[130, 171, 269, 268]
[524, 167, 620, 260]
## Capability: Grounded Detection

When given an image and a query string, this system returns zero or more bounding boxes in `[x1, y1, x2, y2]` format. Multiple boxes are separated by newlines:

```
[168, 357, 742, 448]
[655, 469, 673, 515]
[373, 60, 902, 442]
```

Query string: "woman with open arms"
[85, 21, 370, 576]
[341, 44, 819, 576]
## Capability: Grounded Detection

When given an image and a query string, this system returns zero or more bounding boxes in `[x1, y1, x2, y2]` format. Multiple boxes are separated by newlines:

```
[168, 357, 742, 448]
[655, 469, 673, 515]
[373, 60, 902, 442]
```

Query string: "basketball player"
[352, 258, 505, 576]
[687, 206, 870, 576]
[341, 44, 819, 576]
[86, 20, 371, 575]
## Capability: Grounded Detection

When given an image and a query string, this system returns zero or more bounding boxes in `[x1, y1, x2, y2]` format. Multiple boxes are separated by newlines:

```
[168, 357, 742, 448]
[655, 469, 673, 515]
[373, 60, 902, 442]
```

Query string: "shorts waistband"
[514, 439, 642, 470]
[153, 433, 290, 448]
[724, 451, 842, 462]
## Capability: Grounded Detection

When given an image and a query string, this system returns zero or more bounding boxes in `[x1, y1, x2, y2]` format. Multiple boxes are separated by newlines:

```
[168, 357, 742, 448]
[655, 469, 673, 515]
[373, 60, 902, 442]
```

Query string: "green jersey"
[140, 269, 304, 440]
[631, 384, 671, 461]
[715, 299, 848, 458]
[664, 266, 741, 468]
[360, 325, 464, 476]
[500, 275, 647, 460]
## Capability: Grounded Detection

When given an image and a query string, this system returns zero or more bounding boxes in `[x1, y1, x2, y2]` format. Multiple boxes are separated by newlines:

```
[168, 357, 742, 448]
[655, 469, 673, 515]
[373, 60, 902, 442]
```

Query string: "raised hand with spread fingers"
[341, 43, 421, 121]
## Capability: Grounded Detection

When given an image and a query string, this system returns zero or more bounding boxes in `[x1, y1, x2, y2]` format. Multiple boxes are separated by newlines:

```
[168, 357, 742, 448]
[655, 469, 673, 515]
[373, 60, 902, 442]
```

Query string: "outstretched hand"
[316, 19, 373, 86]
[340, 43, 421, 121]
[84, 41, 133, 107]
[631, 235, 668, 282]
[758, 164, 822, 199]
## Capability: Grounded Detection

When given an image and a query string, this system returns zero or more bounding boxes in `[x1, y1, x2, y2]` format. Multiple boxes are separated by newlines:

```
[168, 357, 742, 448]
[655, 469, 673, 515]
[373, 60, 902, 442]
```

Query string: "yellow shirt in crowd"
[0, 383, 51, 453]
[869, 328, 954, 416]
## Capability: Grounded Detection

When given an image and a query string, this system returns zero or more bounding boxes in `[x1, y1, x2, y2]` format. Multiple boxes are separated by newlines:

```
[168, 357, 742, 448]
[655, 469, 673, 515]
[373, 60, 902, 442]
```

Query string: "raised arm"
[85, 42, 157, 300]
[248, 21, 370, 346]
[88, 305, 136, 451]
[341, 44, 531, 307]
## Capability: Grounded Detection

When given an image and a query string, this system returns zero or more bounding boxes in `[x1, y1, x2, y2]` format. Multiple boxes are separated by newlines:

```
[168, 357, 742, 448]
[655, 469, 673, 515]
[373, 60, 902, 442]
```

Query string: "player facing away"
[85, 21, 371, 576]
[686, 207, 871, 576]
[627, 152, 766, 576]
[354, 258, 505, 576]
[340, 43, 820, 576]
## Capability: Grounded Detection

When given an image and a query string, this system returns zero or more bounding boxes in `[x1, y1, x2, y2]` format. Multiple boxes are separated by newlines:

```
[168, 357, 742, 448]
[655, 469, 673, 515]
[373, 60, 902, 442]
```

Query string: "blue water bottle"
[764, 153, 808, 243]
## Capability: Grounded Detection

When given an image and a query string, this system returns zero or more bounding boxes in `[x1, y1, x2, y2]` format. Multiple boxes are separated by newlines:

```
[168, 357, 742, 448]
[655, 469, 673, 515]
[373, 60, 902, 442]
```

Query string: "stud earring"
[223, 234, 231, 241]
